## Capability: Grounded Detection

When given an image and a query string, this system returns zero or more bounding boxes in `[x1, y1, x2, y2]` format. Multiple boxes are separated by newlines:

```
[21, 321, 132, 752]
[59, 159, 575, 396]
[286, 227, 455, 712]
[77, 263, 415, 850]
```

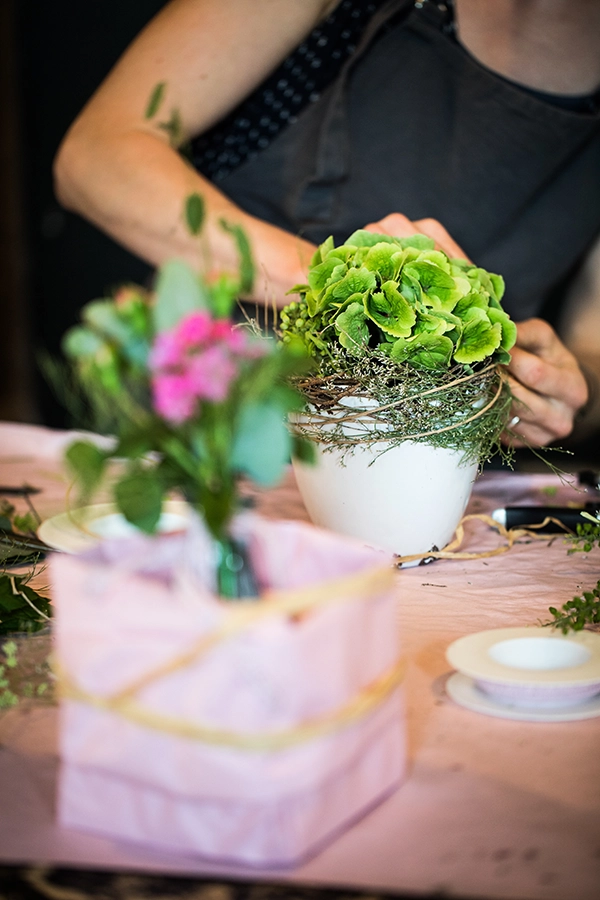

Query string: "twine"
[54, 563, 404, 751]
[394, 513, 572, 566]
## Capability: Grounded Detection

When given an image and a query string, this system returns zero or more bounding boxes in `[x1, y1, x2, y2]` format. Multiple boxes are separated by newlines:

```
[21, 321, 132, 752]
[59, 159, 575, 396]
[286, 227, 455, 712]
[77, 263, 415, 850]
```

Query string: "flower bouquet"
[50, 206, 406, 865]
[280, 230, 516, 562]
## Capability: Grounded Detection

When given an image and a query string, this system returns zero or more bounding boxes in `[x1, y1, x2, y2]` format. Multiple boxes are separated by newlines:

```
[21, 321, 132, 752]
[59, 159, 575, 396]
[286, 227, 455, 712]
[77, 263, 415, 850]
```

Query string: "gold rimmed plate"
[38, 501, 191, 554]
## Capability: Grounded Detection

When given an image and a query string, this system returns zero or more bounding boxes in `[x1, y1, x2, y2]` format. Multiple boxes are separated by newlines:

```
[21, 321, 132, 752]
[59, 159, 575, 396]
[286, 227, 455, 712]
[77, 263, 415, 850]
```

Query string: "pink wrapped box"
[52, 515, 406, 867]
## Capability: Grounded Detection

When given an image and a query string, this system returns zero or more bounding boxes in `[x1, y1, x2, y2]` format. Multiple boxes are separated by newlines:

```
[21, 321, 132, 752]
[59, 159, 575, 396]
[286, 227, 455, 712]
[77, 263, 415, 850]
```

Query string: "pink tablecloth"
[1, 422, 599, 900]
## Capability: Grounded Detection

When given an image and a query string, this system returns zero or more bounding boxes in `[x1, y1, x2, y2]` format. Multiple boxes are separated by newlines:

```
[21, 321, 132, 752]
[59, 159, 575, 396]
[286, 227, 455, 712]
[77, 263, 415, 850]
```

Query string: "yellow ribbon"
[54, 562, 404, 751]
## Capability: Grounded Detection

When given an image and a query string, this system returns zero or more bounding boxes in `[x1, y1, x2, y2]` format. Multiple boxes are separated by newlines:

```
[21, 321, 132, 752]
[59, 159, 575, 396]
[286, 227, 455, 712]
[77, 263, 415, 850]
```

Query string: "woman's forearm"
[54, 125, 314, 306]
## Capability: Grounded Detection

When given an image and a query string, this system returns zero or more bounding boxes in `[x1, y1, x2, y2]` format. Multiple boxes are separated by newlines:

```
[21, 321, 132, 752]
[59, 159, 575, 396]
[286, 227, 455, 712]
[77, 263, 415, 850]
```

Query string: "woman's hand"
[503, 318, 588, 447]
[363, 212, 471, 261]
[362, 214, 590, 447]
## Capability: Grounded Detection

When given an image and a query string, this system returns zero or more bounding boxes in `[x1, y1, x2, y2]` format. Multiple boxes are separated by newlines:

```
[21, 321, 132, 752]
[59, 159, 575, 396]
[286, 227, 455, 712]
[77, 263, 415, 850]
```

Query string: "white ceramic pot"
[292, 439, 478, 563]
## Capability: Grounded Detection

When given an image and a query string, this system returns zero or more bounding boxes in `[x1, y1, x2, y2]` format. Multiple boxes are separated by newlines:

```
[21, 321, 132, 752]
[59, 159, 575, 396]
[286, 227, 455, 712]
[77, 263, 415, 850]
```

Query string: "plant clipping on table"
[548, 510, 600, 632]
[281, 230, 515, 462]
[61, 196, 309, 599]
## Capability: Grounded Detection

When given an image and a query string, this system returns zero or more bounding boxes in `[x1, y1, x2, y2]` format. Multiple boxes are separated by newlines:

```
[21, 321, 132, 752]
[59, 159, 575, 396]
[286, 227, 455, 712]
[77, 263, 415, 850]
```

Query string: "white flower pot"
[293, 439, 478, 563]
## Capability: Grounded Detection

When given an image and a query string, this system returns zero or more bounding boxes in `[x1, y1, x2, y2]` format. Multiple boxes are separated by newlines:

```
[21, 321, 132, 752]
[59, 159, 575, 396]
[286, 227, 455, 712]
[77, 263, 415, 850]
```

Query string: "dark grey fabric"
[210, 0, 600, 323]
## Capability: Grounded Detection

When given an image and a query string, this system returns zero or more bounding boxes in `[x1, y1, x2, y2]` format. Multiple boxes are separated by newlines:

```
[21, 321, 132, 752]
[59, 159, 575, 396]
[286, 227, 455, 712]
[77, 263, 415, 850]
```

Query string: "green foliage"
[281, 232, 515, 371]
[185, 192, 205, 236]
[0, 574, 51, 635]
[62, 194, 310, 561]
[144, 82, 166, 119]
[567, 512, 600, 554]
[65, 441, 108, 502]
[548, 582, 600, 633]
[546, 512, 600, 633]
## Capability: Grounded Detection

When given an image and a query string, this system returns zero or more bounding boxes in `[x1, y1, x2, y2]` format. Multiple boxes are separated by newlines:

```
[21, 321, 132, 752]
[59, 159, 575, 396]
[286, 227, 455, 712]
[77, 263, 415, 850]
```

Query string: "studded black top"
[191, 0, 388, 182]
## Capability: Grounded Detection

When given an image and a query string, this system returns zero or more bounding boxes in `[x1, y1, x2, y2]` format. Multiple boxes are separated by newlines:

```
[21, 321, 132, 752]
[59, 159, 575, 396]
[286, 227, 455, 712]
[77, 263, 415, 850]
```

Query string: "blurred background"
[0, 0, 166, 427]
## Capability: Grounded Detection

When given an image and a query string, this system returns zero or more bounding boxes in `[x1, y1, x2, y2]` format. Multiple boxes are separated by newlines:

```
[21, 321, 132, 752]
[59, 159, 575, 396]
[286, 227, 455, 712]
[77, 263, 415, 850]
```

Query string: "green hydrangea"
[281, 231, 516, 370]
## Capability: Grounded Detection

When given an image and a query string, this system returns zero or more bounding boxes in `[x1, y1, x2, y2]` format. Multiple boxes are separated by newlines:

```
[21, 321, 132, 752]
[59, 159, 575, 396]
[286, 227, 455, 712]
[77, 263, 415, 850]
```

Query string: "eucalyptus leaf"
[114, 469, 164, 534]
[153, 259, 209, 332]
[62, 326, 105, 360]
[65, 440, 108, 500]
[231, 401, 291, 486]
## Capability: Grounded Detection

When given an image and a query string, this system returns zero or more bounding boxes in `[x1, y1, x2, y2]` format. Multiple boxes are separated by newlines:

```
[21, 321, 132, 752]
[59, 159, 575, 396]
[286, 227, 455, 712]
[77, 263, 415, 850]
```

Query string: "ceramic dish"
[38, 501, 191, 554]
[446, 626, 600, 710]
[446, 672, 600, 722]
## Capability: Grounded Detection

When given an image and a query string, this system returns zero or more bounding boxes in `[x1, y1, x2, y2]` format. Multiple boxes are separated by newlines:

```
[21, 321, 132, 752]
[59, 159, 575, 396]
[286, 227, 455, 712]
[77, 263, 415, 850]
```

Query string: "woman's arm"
[54, 0, 336, 305]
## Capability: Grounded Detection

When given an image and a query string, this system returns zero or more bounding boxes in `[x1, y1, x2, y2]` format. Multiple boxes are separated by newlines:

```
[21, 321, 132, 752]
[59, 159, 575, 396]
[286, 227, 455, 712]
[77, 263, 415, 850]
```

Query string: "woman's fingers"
[363, 213, 470, 261]
[502, 319, 589, 447]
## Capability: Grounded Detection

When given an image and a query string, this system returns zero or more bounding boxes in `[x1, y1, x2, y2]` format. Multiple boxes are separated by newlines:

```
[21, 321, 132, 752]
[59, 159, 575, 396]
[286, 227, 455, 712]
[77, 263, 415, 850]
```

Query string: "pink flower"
[152, 373, 197, 424]
[149, 311, 265, 424]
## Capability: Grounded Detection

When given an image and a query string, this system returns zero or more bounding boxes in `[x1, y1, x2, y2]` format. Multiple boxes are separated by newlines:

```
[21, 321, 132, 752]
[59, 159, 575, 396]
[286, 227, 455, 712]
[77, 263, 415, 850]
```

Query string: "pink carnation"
[149, 311, 266, 424]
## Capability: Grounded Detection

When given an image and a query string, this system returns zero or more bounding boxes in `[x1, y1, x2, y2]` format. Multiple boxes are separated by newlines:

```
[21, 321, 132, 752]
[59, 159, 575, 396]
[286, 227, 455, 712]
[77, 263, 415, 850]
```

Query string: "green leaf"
[62, 325, 105, 360]
[332, 267, 377, 301]
[65, 440, 108, 500]
[231, 401, 291, 486]
[406, 334, 454, 370]
[454, 290, 490, 319]
[334, 302, 370, 354]
[488, 272, 506, 303]
[404, 261, 461, 311]
[344, 230, 400, 248]
[487, 306, 517, 351]
[363, 243, 398, 281]
[364, 282, 417, 338]
[153, 259, 209, 332]
[453, 318, 502, 364]
[219, 219, 254, 295]
[82, 301, 132, 345]
[185, 193, 205, 236]
[308, 256, 345, 295]
[145, 82, 166, 119]
[114, 469, 164, 534]
[399, 234, 435, 251]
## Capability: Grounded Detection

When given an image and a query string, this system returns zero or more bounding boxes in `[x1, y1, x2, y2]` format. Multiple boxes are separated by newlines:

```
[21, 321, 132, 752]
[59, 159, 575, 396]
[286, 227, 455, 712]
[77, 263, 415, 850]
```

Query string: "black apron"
[203, 0, 600, 323]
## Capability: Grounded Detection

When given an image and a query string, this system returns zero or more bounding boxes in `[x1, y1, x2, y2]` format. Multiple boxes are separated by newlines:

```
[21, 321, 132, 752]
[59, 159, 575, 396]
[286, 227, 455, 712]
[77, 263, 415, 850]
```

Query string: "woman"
[54, 0, 600, 448]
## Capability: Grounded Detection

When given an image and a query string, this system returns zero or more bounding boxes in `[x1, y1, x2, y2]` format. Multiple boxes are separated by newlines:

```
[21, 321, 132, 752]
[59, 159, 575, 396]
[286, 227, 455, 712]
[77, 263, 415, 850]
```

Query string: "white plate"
[38, 501, 191, 553]
[446, 626, 600, 687]
[446, 672, 600, 722]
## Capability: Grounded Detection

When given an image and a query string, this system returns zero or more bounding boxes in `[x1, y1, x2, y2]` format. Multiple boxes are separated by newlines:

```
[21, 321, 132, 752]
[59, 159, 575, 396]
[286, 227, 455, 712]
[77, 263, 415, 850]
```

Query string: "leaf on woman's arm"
[185, 193, 205, 236]
[219, 219, 255, 296]
[145, 82, 166, 119]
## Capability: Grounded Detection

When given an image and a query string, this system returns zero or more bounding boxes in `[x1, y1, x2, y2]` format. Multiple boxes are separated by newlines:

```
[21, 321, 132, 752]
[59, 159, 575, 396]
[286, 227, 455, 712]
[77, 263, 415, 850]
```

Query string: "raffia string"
[56, 656, 406, 752]
[54, 562, 405, 751]
[394, 513, 572, 567]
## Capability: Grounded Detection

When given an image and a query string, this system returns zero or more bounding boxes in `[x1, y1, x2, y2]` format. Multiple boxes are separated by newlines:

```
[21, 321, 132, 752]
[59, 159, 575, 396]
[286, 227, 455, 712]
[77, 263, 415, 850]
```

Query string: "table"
[1, 422, 599, 900]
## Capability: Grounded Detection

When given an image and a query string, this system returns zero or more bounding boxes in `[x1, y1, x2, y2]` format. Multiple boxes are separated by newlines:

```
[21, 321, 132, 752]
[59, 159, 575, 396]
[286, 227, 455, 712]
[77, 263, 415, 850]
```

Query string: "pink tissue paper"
[51, 514, 406, 867]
